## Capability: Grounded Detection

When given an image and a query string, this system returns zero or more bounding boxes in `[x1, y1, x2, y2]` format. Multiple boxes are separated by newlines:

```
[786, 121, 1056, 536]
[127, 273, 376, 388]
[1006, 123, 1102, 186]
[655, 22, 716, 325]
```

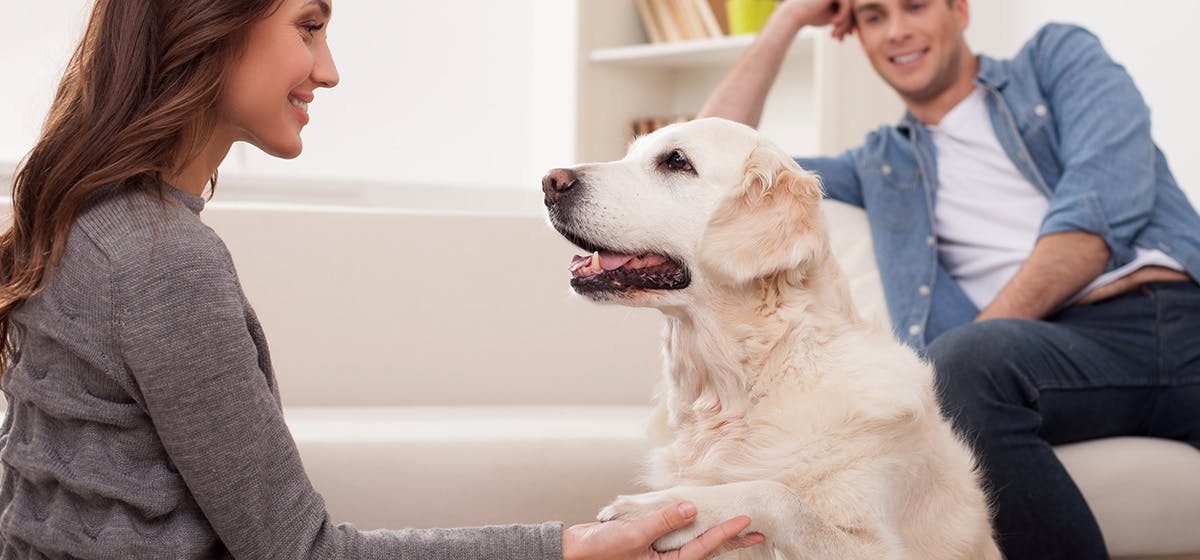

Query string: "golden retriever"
[542, 118, 1000, 560]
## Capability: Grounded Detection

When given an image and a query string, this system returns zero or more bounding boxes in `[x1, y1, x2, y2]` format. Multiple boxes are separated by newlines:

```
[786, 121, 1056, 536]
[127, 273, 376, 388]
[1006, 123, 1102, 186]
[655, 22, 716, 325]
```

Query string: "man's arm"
[976, 231, 1109, 321]
[699, 0, 852, 126]
[979, 25, 1165, 321]
[797, 153, 864, 207]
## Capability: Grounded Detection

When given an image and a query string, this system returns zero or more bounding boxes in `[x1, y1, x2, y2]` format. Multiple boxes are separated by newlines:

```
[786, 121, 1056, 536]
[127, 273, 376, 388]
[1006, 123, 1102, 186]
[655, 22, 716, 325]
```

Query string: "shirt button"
[926, 236, 936, 246]
[1034, 104, 1048, 117]
[881, 164, 892, 176]
[908, 324, 922, 336]
[918, 285, 931, 296]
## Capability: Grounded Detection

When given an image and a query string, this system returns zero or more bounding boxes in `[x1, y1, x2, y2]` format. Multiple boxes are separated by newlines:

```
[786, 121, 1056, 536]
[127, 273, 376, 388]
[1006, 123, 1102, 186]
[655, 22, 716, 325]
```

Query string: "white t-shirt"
[929, 86, 1183, 309]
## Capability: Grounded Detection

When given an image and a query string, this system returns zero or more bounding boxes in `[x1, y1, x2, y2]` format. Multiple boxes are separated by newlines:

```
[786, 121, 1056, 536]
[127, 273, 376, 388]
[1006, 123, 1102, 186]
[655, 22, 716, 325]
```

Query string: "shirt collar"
[974, 54, 1008, 90]
[899, 54, 1004, 134]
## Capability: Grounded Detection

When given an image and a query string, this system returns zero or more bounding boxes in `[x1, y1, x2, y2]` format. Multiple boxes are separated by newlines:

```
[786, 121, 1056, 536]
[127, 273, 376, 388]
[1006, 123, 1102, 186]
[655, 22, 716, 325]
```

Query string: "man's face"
[852, 0, 971, 104]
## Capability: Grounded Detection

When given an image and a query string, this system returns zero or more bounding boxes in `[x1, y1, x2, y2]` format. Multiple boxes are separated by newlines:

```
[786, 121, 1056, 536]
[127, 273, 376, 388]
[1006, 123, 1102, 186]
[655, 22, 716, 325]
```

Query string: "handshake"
[561, 498, 764, 560]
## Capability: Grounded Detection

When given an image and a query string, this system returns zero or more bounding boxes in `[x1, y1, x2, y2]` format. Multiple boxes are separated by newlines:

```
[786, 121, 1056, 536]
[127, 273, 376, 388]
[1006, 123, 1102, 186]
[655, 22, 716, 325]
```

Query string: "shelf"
[588, 28, 817, 68]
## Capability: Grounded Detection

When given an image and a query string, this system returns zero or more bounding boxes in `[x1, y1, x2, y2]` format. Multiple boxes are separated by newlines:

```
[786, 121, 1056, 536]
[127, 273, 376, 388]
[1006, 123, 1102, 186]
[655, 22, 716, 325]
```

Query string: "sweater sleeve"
[111, 225, 562, 560]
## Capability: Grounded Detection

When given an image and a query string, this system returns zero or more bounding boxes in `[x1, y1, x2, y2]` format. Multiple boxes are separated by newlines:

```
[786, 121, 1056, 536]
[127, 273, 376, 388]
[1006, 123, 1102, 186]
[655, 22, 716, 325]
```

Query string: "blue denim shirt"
[798, 23, 1200, 352]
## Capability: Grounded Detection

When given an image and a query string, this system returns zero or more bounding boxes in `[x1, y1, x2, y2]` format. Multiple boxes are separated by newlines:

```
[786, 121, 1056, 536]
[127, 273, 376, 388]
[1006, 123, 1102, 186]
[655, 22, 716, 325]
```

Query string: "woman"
[0, 0, 763, 558]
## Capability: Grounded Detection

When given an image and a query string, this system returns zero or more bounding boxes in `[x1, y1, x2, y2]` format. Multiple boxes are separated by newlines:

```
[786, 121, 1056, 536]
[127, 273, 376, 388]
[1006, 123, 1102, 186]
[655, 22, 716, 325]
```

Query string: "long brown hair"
[0, 0, 279, 378]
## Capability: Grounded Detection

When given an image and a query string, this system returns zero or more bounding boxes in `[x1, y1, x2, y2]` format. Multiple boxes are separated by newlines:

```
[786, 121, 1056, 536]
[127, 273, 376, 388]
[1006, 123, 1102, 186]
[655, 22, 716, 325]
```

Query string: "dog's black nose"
[542, 168, 577, 206]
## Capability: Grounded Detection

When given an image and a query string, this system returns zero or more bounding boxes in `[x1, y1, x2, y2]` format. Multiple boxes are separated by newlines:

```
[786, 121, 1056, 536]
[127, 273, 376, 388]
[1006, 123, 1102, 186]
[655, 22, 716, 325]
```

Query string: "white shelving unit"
[589, 32, 799, 67]
[571, 0, 903, 165]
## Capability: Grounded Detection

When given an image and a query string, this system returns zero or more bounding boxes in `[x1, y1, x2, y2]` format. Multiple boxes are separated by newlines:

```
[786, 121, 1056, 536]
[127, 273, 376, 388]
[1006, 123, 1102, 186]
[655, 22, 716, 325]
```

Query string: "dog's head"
[544, 117, 826, 309]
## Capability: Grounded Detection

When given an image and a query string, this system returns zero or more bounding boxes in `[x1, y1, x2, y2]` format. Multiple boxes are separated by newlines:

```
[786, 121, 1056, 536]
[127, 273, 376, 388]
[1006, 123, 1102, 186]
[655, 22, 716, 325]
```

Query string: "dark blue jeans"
[927, 281, 1200, 560]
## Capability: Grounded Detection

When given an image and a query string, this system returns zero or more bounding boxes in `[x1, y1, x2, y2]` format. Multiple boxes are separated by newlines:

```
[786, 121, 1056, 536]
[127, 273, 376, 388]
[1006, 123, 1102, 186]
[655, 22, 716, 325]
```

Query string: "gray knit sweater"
[0, 185, 562, 559]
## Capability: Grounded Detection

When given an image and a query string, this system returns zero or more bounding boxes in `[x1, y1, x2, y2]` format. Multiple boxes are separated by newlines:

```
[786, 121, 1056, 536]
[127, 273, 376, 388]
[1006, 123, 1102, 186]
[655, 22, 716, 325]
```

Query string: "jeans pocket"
[1159, 282, 1200, 384]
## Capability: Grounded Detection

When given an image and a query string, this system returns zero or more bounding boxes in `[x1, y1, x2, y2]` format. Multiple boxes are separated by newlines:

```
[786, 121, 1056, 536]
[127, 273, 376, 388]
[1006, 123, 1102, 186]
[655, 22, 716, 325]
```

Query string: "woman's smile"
[289, 93, 312, 125]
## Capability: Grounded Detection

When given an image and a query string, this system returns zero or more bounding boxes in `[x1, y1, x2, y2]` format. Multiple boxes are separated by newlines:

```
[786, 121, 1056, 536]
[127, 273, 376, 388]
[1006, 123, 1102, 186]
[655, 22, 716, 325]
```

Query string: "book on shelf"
[662, 0, 691, 41]
[675, 0, 709, 40]
[650, 0, 684, 42]
[634, 0, 666, 43]
[634, 0, 728, 44]
[629, 114, 694, 139]
[707, 0, 730, 35]
[695, 0, 725, 37]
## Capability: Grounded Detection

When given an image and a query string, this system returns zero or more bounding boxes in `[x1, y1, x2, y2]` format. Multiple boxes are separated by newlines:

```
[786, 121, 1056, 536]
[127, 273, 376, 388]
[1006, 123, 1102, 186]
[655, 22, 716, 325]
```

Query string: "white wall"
[0, 0, 575, 193]
[0, 2, 90, 167]
[965, 0, 1200, 203]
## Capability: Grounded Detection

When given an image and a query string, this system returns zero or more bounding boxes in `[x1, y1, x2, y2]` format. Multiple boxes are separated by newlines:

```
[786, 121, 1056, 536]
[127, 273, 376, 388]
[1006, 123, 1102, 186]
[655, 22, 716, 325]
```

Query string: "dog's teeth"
[589, 252, 601, 270]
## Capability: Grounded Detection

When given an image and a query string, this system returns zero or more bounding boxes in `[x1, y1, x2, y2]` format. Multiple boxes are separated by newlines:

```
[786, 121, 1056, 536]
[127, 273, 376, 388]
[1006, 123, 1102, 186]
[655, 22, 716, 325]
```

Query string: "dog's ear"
[699, 144, 825, 285]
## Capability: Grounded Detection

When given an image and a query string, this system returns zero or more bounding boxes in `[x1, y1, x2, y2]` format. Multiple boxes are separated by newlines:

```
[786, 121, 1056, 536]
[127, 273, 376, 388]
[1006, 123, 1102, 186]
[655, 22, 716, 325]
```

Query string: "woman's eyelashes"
[299, 21, 325, 39]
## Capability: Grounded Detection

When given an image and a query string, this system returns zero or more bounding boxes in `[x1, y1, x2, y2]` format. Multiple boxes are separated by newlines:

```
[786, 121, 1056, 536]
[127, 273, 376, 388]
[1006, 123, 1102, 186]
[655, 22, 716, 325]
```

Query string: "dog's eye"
[661, 150, 695, 174]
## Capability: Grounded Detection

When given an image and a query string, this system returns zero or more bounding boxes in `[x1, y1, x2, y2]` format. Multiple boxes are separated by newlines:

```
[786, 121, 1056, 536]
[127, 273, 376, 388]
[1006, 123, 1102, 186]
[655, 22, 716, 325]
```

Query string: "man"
[699, 0, 1200, 557]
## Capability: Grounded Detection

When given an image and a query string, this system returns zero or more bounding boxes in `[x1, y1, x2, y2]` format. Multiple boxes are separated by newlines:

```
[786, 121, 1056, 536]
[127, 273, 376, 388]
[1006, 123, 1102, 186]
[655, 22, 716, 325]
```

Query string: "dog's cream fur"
[547, 118, 1000, 559]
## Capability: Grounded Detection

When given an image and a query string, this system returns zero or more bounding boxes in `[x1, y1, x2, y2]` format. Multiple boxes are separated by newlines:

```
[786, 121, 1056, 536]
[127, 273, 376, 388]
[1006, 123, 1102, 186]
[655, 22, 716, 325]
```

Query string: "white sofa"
[204, 197, 1200, 559]
[3, 195, 1199, 558]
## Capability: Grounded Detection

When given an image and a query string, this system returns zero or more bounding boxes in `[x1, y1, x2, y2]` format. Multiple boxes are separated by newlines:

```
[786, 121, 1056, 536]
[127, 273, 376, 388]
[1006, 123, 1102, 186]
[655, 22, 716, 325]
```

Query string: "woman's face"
[221, 0, 339, 159]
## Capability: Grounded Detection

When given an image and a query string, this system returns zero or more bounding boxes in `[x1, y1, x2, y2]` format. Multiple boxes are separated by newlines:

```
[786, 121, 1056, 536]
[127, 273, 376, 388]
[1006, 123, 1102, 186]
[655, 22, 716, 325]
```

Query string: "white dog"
[542, 118, 1000, 560]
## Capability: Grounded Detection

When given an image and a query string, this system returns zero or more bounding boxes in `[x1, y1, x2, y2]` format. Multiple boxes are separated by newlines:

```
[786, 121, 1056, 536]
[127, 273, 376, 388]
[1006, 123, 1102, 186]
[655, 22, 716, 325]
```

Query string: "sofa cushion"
[823, 200, 891, 327]
[288, 406, 1200, 558]
[286, 406, 651, 528]
[1057, 437, 1200, 558]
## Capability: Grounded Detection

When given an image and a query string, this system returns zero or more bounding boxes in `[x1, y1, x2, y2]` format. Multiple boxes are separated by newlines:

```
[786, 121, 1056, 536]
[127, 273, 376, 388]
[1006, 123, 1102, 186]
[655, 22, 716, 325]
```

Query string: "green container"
[726, 0, 777, 35]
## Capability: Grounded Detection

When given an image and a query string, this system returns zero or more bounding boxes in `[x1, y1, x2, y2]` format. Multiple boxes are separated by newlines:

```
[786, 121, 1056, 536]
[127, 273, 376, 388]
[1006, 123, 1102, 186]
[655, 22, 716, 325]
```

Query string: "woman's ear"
[699, 145, 825, 285]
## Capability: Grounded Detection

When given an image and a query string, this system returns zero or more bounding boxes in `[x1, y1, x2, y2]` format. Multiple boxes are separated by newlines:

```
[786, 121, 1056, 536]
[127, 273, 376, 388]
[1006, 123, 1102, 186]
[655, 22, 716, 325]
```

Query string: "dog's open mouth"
[560, 233, 689, 293]
[569, 250, 689, 292]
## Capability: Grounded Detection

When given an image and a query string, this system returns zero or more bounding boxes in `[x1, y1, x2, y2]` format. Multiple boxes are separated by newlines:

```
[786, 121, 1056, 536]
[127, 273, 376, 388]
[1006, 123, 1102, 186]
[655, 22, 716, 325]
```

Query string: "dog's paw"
[597, 490, 678, 523]
[597, 490, 713, 552]
[651, 524, 707, 553]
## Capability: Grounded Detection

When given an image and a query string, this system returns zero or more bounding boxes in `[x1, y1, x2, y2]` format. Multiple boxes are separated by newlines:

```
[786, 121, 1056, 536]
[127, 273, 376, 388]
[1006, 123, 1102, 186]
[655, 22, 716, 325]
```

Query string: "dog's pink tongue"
[569, 251, 637, 277]
[599, 252, 636, 270]
[569, 254, 592, 272]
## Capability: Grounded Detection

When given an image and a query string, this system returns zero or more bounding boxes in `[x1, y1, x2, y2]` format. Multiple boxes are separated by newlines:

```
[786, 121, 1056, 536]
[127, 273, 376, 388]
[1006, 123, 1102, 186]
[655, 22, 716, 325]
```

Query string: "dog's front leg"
[598, 480, 902, 560]
[598, 480, 794, 556]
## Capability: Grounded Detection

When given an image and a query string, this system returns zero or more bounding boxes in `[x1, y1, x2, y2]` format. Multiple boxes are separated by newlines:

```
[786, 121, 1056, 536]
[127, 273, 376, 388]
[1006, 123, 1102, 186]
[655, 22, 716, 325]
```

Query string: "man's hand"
[562, 501, 765, 560]
[699, 0, 854, 125]
[773, 0, 855, 40]
[975, 231, 1110, 322]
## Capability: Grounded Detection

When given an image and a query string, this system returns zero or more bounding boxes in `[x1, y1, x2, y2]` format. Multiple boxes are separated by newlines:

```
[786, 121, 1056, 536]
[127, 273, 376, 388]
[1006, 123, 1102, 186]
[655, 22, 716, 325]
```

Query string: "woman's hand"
[562, 501, 765, 560]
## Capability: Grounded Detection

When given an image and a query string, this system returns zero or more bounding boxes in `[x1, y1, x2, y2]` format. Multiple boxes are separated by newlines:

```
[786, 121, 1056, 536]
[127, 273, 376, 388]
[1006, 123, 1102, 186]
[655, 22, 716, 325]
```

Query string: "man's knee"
[927, 319, 1041, 419]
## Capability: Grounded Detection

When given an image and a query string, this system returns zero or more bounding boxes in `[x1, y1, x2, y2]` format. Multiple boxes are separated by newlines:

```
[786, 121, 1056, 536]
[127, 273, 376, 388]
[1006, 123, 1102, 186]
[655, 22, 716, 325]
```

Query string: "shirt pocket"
[859, 158, 921, 231]
[1017, 101, 1062, 181]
